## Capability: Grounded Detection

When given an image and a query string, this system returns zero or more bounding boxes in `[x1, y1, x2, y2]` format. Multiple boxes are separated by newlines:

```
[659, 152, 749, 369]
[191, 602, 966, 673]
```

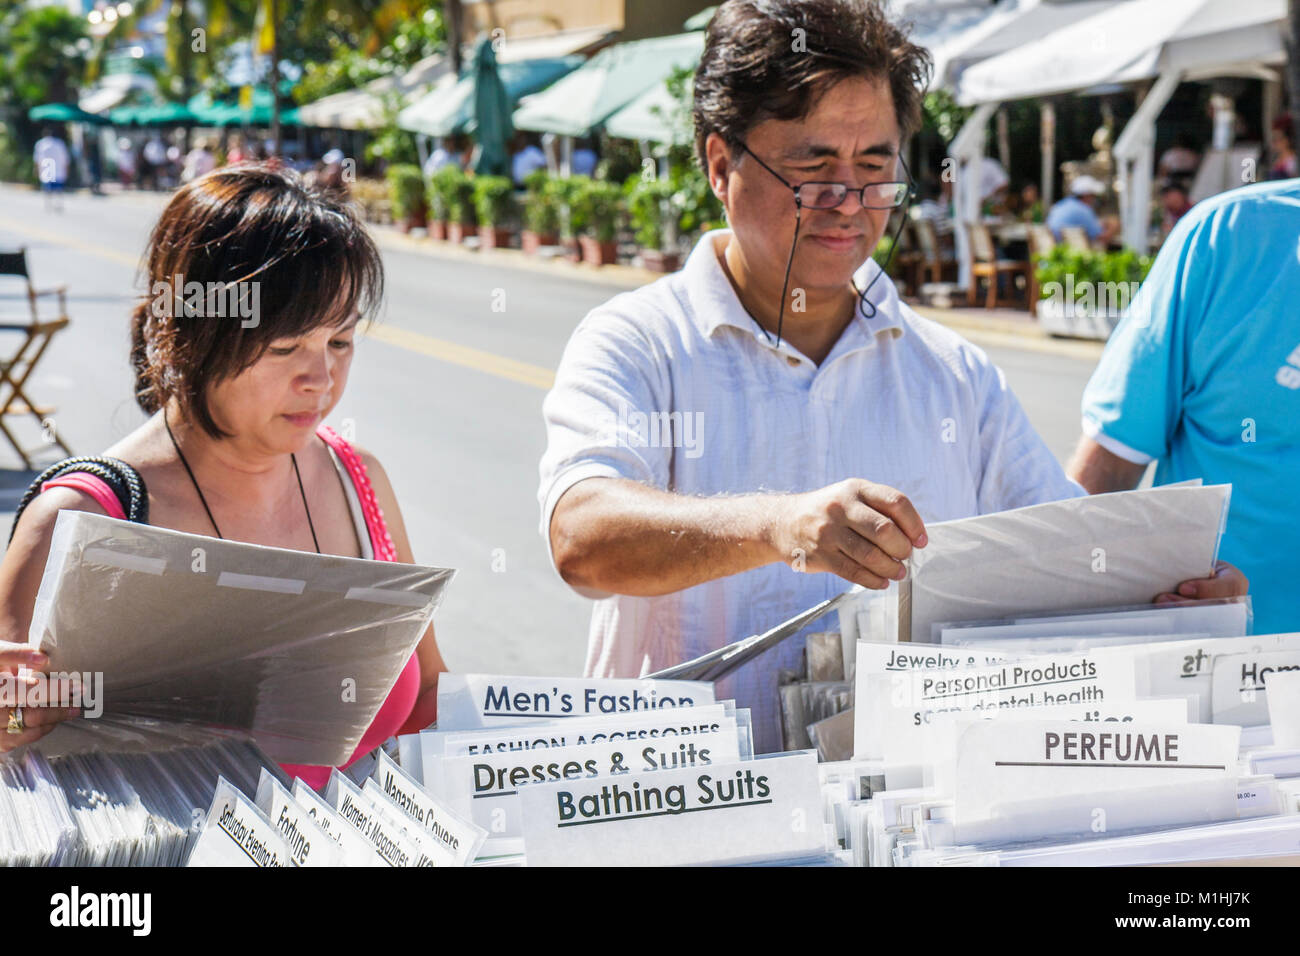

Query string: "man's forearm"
[550, 478, 785, 596]
[1067, 435, 1147, 494]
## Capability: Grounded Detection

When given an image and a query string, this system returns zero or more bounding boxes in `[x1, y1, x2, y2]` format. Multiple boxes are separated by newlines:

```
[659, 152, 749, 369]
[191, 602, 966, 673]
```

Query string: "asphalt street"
[0, 183, 1101, 676]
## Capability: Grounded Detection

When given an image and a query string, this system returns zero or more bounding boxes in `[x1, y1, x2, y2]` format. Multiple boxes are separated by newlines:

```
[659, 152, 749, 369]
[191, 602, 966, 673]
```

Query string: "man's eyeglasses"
[734, 140, 915, 349]
[738, 142, 912, 210]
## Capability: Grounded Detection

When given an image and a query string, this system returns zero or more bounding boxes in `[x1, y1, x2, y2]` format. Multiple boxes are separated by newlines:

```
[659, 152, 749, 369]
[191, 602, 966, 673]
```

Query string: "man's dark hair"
[692, 0, 932, 172]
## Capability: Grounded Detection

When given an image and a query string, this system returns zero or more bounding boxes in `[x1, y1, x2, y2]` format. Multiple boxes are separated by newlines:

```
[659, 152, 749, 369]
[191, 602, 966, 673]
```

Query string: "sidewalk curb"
[374, 225, 1107, 360]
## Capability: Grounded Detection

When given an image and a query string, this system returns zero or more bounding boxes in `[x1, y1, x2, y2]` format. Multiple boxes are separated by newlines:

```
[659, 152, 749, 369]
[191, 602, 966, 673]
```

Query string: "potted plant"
[553, 175, 591, 262]
[626, 175, 681, 273]
[446, 170, 477, 244]
[426, 165, 461, 241]
[1034, 245, 1153, 339]
[385, 164, 427, 232]
[521, 170, 561, 254]
[473, 175, 517, 250]
[575, 179, 623, 266]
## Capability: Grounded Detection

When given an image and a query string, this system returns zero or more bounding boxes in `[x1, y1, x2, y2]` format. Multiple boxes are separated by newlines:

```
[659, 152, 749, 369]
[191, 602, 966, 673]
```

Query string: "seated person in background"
[1158, 132, 1201, 180]
[1268, 117, 1297, 181]
[1046, 175, 1117, 246]
[1158, 180, 1194, 240]
[0, 165, 448, 787]
[1017, 182, 1043, 223]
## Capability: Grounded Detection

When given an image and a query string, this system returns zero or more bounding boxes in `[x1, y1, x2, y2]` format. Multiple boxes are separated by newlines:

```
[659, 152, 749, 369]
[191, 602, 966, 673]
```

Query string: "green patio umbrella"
[397, 56, 581, 137]
[604, 78, 692, 145]
[512, 32, 704, 137]
[29, 103, 111, 125]
[470, 35, 511, 177]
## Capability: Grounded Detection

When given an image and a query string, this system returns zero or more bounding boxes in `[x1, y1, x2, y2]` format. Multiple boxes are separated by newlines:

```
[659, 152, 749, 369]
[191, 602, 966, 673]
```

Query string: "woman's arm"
[359, 451, 447, 735]
[0, 489, 110, 751]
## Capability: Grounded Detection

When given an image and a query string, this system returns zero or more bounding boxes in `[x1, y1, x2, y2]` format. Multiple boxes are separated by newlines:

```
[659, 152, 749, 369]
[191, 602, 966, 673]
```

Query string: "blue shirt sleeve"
[1080, 211, 1205, 462]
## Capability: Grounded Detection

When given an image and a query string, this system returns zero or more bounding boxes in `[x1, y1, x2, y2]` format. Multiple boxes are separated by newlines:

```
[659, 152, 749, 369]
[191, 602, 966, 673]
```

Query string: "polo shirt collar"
[680, 228, 905, 349]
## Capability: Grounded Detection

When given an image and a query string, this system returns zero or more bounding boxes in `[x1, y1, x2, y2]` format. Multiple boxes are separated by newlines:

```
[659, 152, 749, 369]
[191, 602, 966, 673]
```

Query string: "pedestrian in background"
[32, 126, 70, 212]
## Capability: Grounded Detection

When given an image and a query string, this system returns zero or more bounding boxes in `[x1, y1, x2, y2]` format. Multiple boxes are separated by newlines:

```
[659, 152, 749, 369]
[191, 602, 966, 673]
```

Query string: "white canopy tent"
[927, 0, 1119, 92]
[948, 0, 1287, 280]
[297, 54, 450, 130]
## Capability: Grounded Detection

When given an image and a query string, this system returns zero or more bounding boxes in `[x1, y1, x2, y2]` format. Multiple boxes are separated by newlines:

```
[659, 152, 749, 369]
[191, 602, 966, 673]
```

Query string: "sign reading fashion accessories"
[436, 674, 716, 729]
[517, 753, 826, 866]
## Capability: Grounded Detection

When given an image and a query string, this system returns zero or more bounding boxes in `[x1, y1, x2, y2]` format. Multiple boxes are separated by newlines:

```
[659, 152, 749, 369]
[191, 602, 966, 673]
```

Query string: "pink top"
[41, 426, 420, 791]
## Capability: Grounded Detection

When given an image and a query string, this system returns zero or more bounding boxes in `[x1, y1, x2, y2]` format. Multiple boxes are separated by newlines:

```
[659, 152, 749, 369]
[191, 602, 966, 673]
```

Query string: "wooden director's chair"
[0, 247, 75, 468]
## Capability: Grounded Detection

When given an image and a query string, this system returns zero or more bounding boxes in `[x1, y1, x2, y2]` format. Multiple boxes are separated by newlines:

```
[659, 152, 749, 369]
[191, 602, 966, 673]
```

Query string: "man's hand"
[770, 478, 928, 589]
[1155, 560, 1249, 604]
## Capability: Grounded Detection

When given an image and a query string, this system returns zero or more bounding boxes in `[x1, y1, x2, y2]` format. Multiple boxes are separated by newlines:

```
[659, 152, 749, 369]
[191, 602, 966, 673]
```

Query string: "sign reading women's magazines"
[437, 674, 716, 729]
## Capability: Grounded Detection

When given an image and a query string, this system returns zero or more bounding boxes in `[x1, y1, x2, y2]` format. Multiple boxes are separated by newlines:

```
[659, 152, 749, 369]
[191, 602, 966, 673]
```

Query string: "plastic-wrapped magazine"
[28, 510, 454, 765]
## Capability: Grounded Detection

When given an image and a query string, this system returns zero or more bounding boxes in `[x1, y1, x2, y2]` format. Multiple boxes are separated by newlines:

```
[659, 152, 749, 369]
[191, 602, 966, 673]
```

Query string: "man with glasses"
[537, 0, 1239, 753]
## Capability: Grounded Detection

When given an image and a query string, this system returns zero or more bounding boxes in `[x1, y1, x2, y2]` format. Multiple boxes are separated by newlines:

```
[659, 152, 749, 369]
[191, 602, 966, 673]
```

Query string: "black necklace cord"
[163, 411, 320, 554]
[771, 198, 803, 350]
[291, 452, 321, 553]
[854, 192, 915, 321]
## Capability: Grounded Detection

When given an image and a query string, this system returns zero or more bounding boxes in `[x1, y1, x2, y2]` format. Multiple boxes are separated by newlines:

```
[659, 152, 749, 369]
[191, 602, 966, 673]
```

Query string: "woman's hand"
[1, 642, 80, 753]
[1155, 560, 1249, 605]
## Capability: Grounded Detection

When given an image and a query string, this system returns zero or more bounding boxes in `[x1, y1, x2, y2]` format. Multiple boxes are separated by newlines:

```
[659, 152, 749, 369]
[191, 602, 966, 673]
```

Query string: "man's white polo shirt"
[538, 228, 1083, 753]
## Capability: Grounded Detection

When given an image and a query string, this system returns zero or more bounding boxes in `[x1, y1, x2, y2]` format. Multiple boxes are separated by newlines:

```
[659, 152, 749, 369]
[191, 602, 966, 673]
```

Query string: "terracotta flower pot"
[522, 230, 559, 255]
[579, 235, 618, 266]
[562, 237, 582, 263]
[429, 220, 448, 241]
[478, 225, 514, 250]
[640, 249, 680, 273]
[448, 220, 475, 244]
[401, 205, 427, 233]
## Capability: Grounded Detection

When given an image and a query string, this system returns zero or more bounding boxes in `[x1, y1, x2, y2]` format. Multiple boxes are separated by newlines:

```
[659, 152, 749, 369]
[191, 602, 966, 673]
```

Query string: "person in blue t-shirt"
[1046, 175, 1118, 245]
[1068, 177, 1300, 634]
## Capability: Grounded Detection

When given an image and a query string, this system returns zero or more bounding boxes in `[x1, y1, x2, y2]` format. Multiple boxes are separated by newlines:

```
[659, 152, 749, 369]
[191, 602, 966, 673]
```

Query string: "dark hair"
[130, 163, 383, 438]
[692, 0, 932, 172]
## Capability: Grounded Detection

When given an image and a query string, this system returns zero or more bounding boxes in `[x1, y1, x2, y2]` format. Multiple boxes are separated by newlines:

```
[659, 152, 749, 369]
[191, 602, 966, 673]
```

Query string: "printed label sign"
[437, 674, 715, 729]
[517, 753, 827, 867]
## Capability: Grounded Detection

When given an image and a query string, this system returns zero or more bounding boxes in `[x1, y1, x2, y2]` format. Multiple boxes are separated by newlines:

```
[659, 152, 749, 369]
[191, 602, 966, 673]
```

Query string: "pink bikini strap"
[315, 425, 398, 562]
[41, 473, 127, 520]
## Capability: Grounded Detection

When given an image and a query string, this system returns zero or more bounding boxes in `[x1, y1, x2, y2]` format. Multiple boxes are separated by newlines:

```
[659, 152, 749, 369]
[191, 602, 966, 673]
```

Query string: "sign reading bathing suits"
[186, 776, 291, 867]
[517, 753, 826, 866]
[435, 731, 743, 841]
[437, 674, 716, 730]
[953, 720, 1241, 845]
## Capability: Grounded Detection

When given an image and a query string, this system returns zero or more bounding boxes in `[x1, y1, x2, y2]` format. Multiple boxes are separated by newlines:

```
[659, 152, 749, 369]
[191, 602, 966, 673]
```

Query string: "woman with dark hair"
[0, 164, 448, 787]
